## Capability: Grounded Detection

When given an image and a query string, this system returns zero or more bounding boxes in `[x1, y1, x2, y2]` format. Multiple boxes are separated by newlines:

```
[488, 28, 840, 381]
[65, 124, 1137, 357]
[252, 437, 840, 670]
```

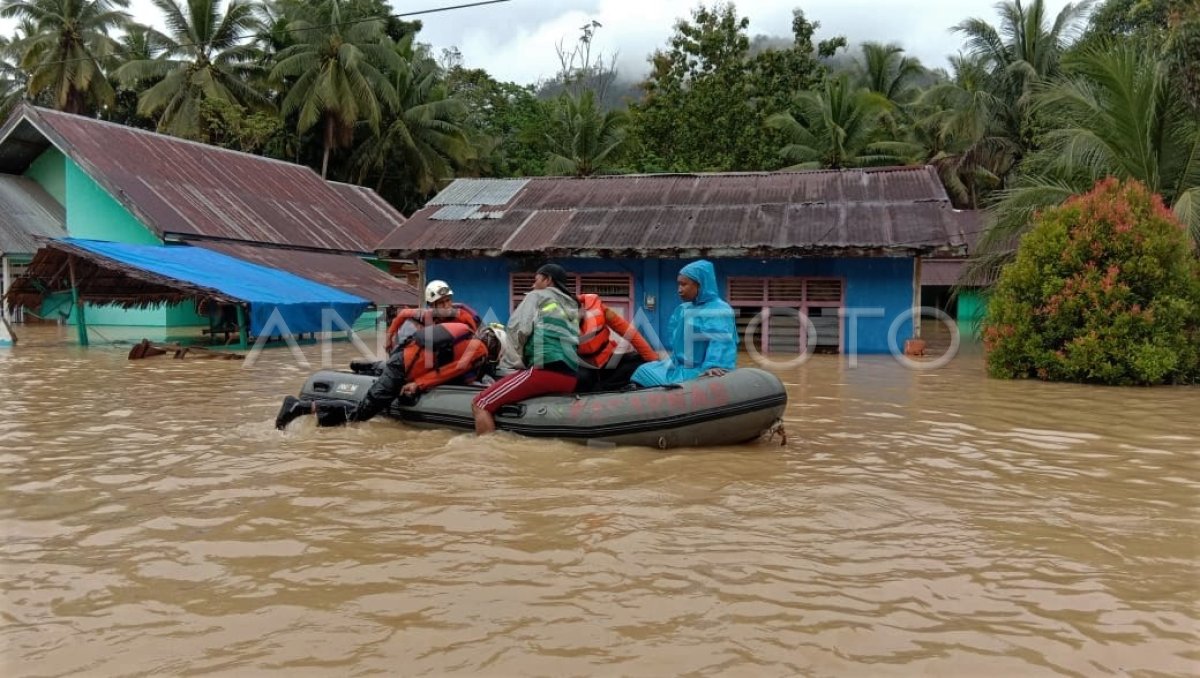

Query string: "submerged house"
[376, 167, 971, 355]
[0, 104, 416, 341]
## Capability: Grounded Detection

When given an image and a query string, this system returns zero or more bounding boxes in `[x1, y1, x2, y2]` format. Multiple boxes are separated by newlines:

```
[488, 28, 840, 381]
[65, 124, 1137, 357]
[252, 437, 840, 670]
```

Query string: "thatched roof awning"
[5, 239, 369, 336]
[6, 239, 236, 310]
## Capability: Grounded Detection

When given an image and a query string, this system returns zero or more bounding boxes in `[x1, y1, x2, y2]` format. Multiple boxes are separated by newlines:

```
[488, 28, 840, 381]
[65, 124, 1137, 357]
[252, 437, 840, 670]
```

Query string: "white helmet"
[424, 280, 453, 304]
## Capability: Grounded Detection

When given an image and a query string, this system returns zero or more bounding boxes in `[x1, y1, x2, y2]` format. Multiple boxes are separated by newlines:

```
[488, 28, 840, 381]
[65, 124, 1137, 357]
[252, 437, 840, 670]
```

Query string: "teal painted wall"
[164, 301, 207, 326]
[65, 159, 160, 244]
[23, 147, 66, 204]
[958, 289, 988, 339]
[42, 292, 207, 329]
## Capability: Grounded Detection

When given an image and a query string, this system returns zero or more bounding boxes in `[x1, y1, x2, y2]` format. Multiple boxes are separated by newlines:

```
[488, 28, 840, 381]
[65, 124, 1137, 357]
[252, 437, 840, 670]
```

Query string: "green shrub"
[983, 177, 1200, 385]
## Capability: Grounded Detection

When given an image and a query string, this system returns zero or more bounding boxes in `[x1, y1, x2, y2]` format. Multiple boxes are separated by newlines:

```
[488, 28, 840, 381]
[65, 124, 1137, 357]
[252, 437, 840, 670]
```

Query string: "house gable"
[24, 147, 65, 205]
[65, 158, 159, 245]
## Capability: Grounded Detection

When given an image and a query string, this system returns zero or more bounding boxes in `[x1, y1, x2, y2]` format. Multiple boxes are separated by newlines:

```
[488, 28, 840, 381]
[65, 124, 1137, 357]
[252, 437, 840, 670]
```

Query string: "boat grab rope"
[762, 419, 788, 447]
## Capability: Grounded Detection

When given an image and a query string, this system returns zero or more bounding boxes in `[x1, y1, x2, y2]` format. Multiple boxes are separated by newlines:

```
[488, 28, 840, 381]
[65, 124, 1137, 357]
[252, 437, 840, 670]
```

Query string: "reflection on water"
[2, 326, 1197, 676]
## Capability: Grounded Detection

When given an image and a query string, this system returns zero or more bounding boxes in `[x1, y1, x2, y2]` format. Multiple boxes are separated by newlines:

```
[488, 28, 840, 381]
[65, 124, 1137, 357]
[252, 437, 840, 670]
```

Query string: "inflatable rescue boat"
[297, 367, 787, 449]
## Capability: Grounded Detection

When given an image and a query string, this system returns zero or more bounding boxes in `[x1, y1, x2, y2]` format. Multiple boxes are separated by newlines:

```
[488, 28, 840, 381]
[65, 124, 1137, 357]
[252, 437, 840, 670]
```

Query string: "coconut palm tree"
[117, 22, 172, 61]
[0, 34, 30, 117]
[353, 47, 471, 197]
[766, 74, 915, 170]
[856, 42, 924, 105]
[953, 0, 1094, 94]
[915, 53, 1020, 208]
[251, 0, 295, 65]
[103, 23, 170, 127]
[114, 0, 268, 137]
[270, 0, 400, 178]
[988, 44, 1200, 246]
[541, 89, 628, 176]
[0, 0, 129, 114]
[961, 43, 1200, 286]
[951, 0, 1095, 171]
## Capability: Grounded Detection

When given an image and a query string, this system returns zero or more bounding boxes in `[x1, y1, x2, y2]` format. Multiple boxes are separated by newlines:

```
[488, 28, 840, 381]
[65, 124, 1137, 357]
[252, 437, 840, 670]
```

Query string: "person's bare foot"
[472, 406, 495, 435]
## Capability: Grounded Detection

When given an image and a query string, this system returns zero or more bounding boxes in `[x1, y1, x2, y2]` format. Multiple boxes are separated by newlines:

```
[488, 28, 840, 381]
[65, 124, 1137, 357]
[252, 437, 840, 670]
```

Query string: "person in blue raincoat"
[631, 260, 738, 387]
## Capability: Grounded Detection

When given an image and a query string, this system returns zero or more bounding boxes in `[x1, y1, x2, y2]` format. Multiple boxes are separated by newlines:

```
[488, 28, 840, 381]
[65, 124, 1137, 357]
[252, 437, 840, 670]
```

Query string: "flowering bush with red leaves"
[984, 178, 1200, 385]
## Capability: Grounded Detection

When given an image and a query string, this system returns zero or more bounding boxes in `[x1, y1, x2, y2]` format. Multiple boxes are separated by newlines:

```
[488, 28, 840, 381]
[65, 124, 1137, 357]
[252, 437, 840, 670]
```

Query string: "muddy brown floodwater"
[1, 325, 1197, 676]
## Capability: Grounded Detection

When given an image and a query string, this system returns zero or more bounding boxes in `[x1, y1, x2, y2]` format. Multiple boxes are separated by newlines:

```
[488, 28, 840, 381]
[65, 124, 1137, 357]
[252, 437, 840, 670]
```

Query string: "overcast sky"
[394, 0, 1081, 84]
[4, 0, 1082, 85]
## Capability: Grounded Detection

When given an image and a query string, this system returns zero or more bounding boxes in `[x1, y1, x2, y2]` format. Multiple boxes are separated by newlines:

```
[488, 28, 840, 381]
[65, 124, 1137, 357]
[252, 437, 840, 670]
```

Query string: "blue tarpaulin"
[62, 238, 369, 336]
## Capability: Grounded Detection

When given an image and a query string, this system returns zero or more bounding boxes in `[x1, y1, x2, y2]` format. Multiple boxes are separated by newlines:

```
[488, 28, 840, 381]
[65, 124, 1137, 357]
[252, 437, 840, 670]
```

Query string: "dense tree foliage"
[629, 4, 837, 172]
[0, 0, 1194, 234]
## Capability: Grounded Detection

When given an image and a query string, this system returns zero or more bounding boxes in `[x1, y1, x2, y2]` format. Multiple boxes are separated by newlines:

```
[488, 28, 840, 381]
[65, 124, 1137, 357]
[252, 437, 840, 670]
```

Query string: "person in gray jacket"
[472, 264, 581, 434]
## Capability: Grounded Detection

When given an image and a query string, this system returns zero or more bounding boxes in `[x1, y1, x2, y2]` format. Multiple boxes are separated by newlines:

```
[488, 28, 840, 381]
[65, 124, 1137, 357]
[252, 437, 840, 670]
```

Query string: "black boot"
[275, 396, 313, 430]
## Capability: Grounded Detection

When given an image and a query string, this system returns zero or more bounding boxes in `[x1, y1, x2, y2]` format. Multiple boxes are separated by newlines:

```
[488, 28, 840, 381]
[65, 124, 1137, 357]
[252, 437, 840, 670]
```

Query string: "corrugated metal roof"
[920, 210, 991, 286]
[0, 105, 405, 253]
[327, 181, 407, 236]
[378, 167, 975, 259]
[0, 174, 66, 256]
[427, 178, 528, 206]
[197, 242, 417, 307]
[431, 204, 482, 220]
[921, 260, 967, 286]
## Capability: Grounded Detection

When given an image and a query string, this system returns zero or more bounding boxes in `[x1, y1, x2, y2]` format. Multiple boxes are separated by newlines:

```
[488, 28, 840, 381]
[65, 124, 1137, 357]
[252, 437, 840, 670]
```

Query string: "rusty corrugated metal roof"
[197, 242, 417, 307]
[0, 105, 404, 254]
[921, 260, 967, 286]
[920, 210, 994, 286]
[0, 174, 66, 256]
[327, 181, 407, 235]
[377, 167, 977, 259]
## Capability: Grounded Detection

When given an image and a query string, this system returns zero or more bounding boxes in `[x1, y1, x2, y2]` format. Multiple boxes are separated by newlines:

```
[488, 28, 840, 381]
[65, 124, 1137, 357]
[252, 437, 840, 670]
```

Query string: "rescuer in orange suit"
[575, 293, 660, 393]
[384, 280, 480, 353]
[275, 322, 502, 429]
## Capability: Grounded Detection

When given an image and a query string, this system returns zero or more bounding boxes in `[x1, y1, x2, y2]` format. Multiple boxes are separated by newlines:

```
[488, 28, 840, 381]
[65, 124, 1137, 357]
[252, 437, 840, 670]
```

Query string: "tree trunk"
[321, 115, 334, 179]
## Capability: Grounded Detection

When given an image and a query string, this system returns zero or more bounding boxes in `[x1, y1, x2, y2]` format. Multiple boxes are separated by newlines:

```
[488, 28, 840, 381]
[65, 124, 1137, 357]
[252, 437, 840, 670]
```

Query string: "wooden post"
[416, 259, 427, 302]
[1, 255, 11, 324]
[912, 257, 923, 339]
[903, 256, 926, 357]
[236, 304, 249, 349]
[68, 255, 89, 347]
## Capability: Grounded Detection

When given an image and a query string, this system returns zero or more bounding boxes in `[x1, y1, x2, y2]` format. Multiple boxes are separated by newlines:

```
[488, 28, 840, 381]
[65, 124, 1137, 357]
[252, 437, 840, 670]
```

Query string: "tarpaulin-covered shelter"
[6, 239, 369, 347]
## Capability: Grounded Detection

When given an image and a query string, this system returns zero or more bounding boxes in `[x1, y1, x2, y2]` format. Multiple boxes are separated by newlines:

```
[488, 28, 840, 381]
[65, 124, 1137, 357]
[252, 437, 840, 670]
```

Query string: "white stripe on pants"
[474, 368, 535, 411]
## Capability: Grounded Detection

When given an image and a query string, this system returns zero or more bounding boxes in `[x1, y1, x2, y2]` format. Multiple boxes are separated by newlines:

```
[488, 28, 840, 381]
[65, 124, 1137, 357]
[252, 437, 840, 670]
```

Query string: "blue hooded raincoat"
[631, 260, 738, 387]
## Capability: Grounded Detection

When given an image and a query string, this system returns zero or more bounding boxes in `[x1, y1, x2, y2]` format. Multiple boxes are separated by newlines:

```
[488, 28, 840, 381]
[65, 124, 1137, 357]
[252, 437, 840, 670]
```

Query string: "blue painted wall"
[427, 256, 916, 354]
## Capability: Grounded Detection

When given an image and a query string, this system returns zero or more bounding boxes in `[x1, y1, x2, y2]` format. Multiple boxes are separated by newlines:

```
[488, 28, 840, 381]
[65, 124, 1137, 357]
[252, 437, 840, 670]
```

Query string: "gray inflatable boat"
[297, 368, 788, 449]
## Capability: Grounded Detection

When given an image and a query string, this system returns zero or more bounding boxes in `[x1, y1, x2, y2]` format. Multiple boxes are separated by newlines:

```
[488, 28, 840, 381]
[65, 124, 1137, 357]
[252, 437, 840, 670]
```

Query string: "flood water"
[2, 325, 1197, 676]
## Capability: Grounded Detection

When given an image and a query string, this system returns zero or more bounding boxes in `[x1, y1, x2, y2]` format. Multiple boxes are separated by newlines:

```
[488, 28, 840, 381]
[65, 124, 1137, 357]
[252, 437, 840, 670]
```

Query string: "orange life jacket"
[386, 304, 480, 352]
[577, 294, 616, 368]
[403, 322, 486, 388]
